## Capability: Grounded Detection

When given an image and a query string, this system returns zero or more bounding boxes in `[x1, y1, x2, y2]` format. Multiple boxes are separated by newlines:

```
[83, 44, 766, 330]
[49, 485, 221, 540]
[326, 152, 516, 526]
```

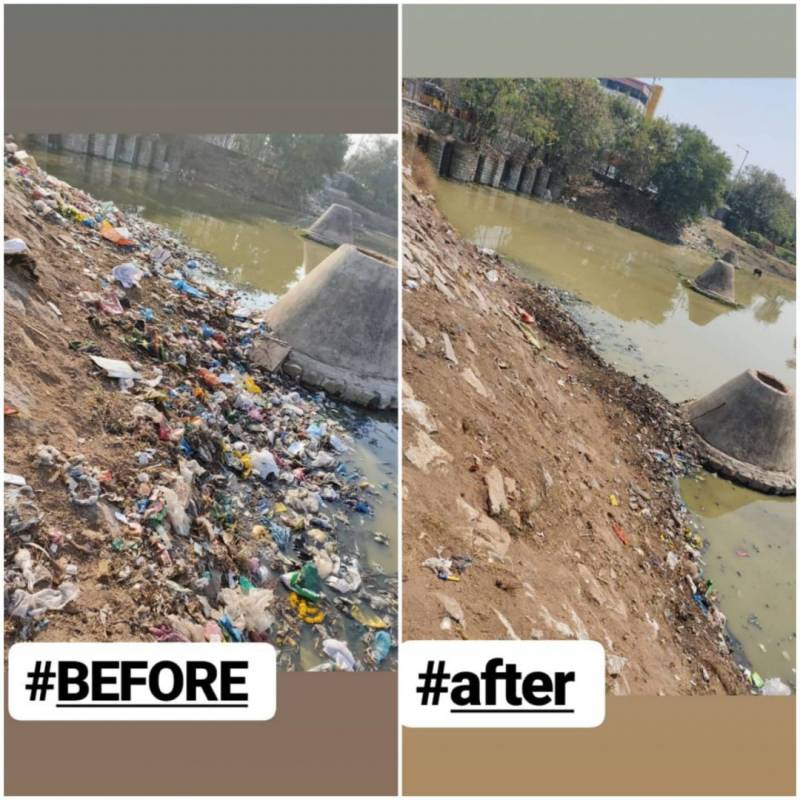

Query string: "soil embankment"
[4, 159, 396, 670]
[402, 171, 746, 695]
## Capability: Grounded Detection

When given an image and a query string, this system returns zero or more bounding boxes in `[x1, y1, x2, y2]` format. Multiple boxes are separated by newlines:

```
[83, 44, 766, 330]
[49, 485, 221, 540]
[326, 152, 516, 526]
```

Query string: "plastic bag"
[323, 638, 356, 671]
[251, 449, 279, 480]
[218, 587, 275, 634]
[112, 261, 144, 289]
[10, 582, 79, 618]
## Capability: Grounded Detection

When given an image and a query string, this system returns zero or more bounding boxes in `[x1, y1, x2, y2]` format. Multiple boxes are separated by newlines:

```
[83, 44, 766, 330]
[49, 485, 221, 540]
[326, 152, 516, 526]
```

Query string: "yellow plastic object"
[351, 604, 388, 629]
[288, 592, 325, 624]
[609, 494, 619, 507]
[251, 524, 267, 540]
[238, 451, 253, 478]
[243, 375, 262, 394]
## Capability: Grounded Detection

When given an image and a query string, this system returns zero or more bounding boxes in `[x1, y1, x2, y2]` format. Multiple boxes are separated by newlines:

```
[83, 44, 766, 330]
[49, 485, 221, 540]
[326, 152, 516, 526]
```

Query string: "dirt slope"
[401, 173, 746, 696]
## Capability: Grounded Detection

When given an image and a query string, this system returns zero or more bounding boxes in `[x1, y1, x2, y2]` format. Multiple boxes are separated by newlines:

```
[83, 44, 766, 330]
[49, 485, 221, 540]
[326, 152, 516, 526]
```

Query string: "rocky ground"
[3, 149, 396, 671]
[401, 169, 748, 696]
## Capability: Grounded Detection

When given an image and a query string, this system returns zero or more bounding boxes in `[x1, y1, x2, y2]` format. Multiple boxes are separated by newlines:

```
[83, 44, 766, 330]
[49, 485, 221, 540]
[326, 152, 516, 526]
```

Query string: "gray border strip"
[403, 4, 796, 77]
[5, 4, 398, 132]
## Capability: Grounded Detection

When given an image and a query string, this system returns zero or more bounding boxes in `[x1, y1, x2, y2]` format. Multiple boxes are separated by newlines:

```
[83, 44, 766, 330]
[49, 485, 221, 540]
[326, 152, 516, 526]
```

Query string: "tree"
[456, 78, 506, 146]
[725, 165, 795, 248]
[651, 124, 732, 225]
[344, 135, 398, 217]
[613, 115, 675, 189]
[266, 134, 349, 200]
[533, 79, 614, 178]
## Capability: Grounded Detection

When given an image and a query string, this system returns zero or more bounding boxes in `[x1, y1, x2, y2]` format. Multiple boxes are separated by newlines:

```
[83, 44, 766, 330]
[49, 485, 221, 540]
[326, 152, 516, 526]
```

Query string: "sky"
[346, 133, 397, 158]
[648, 78, 796, 194]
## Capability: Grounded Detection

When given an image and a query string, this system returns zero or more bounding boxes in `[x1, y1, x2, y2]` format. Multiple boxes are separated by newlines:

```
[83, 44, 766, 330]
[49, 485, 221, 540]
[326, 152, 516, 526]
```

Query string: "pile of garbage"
[3, 141, 396, 671]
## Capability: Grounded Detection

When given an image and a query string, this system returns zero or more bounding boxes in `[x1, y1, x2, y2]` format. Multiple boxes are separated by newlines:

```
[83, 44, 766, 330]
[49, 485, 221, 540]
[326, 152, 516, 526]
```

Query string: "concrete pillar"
[506, 161, 524, 191]
[136, 136, 154, 169]
[533, 166, 551, 198]
[548, 171, 566, 201]
[104, 133, 118, 161]
[426, 139, 444, 176]
[480, 157, 497, 186]
[91, 134, 108, 158]
[491, 158, 506, 188]
[151, 139, 168, 171]
[116, 135, 137, 164]
[519, 163, 537, 194]
[62, 134, 90, 154]
[449, 144, 479, 183]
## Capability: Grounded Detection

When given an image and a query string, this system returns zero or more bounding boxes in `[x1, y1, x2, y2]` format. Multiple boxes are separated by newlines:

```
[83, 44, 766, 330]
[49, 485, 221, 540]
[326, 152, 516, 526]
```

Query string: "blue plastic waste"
[171, 278, 207, 299]
[372, 630, 391, 663]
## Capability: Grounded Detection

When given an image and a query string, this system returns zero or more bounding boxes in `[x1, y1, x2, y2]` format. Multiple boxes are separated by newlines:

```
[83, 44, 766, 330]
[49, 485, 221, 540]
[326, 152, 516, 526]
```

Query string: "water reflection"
[434, 177, 795, 402]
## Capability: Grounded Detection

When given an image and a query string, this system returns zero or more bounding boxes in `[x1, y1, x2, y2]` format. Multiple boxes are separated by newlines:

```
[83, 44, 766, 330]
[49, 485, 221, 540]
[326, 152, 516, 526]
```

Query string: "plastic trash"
[112, 261, 144, 289]
[89, 355, 140, 381]
[762, 677, 792, 696]
[351, 603, 388, 629]
[4, 484, 43, 533]
[218, 586, 275, 634]
[4, 238, 28, 255]
[326, 559, 361, 593]
[171, 278, 207, 299]
[323, 638, 356, 671]
[371, 630, 391, 663]
[251, 449, 279, 479]
[282, 562, 322, 603]
[9, 582, 80, 618]
[66, 464, 100, 507]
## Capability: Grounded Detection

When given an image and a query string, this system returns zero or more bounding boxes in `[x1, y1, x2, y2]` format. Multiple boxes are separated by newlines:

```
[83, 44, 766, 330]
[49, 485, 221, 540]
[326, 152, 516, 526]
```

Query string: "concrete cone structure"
[304, 203, 354, 248]
[689, 259, 736, 305]
[264, 244, 397, 408]
[684, 369, 795, 494]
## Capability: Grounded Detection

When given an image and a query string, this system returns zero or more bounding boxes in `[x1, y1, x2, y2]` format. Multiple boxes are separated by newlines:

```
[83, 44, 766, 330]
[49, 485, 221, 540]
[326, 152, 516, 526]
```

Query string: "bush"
[743, 230, 775, 253]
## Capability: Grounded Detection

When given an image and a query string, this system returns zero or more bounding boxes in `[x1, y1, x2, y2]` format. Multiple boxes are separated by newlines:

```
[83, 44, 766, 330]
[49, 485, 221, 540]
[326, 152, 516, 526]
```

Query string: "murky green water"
[30, 149, 341, 297]
[680, 474, 795, 686]
[29, 148, 398, 669]
[435, 177, 796, 689]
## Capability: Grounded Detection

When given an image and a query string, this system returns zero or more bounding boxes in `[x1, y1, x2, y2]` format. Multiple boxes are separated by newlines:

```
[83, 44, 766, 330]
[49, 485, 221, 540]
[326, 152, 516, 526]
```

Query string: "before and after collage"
[2, 2, 797, 797]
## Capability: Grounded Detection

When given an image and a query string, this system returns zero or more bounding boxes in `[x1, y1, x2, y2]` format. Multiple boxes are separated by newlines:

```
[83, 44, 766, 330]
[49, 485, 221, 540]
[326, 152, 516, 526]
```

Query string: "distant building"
[598, 78, 663, 119]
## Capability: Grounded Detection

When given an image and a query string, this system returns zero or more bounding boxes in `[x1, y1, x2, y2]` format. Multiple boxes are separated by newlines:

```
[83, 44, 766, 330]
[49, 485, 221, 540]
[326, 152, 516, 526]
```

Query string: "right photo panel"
[401, 4, 795, 796]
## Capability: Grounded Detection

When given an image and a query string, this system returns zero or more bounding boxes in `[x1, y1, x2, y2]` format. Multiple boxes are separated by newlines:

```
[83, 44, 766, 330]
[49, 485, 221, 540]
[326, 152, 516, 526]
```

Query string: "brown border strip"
[4, 4, 398, 133]
[403, 697, 796, 795]
[5, 673, 397, 796]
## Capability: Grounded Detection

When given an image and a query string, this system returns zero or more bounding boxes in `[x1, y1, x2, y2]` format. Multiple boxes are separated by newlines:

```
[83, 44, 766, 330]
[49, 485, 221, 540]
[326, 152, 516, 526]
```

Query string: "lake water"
[434, 177, 796, 689]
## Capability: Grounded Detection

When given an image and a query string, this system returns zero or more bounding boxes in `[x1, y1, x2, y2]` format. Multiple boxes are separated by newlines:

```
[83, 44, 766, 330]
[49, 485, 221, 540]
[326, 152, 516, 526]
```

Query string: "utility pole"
[734, 144, 749, 184]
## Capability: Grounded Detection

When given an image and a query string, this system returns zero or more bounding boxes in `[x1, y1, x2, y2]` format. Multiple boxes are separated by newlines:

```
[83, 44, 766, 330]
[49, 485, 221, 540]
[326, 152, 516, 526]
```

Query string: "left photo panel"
[4, 6, 399, 797]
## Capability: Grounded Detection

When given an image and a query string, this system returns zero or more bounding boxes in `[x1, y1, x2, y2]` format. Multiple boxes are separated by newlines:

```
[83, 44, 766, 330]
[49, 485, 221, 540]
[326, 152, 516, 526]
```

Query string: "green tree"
[231, 134, 269, 161]
[651, 124, 732, 225]
[725, 165, 796, 248]
[534, 79, 614, 178]
[613, 115, 676, 189]
[266, 134, 349, 200]
[344, 135, 398, 217]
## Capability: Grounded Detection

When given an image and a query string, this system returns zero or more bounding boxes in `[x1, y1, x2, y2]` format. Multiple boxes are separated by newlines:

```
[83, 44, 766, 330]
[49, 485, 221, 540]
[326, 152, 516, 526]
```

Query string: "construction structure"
[303, 203, 354, 248]
[689, 259, 737, 305]
[264, 245, 397, 409]
[684, 369, 796, 494]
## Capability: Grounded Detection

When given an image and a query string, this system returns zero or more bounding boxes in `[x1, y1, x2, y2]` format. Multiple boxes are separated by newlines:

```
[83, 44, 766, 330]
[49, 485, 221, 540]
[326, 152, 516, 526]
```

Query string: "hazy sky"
[649, 78, 796, 194]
